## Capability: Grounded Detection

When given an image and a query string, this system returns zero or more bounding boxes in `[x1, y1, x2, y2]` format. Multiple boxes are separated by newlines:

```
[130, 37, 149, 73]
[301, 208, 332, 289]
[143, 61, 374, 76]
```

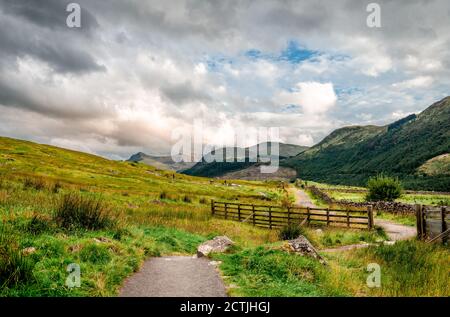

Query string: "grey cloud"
[160, 82, 212, 105]
[0, 0, 99, 31]
[0, 0, 103, 74]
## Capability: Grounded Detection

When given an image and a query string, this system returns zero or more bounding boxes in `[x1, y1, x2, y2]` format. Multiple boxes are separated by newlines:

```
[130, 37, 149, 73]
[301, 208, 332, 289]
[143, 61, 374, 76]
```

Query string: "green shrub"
[278, 224, 304, 240]
[80, 244, 111, 265]
[182, 195, 192, 203]
[54, 193, 116, 230]
[52, 181, 62, 194]
[23, 177, 47, 191]
[366, 174, 403, 202]
[0, 226, 34, 287]
[159, 191, 168, 200]
[26, 215, 52, 235]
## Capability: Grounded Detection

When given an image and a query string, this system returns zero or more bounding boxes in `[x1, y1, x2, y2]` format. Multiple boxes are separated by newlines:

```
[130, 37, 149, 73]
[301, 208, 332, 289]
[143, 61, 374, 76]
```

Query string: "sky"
[0, 0, 449, 160]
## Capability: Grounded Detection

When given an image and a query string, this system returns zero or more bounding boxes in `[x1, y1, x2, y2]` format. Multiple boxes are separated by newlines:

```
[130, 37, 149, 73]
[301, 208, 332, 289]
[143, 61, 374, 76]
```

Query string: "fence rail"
[416, 205, 449, 244]
[211, 201, 373, 230]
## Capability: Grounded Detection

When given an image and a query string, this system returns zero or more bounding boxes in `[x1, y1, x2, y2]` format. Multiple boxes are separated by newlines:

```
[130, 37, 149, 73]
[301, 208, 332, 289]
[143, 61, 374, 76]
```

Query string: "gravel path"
[291, 187, 317, 208]
[374, 219, 416, 241]
[291, 187, 417, 249]
[119, 256, 227, 297]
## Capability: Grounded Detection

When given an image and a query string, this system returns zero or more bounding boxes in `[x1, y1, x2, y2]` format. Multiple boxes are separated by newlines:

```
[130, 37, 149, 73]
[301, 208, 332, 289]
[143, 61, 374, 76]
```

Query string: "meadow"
[0, 136, 448, 297]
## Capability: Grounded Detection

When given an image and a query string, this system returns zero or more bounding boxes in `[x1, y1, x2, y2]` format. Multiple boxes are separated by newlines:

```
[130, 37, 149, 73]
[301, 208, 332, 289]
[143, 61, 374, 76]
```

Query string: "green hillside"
[127, 152, 196, 171]
[283, 97, 450, 190]
[183, 142, 308, 178]
[418, 154, 450, 176]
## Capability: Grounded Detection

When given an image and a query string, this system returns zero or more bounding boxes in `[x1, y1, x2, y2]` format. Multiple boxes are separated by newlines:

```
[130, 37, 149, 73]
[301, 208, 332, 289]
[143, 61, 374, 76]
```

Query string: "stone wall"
[307, 186, 416, 214]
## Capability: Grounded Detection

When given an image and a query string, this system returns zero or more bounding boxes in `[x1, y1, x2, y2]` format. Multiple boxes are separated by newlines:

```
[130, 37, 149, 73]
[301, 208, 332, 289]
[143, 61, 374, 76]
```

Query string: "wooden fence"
[211, 201, 374, 230]
[416, 205, 449, 244]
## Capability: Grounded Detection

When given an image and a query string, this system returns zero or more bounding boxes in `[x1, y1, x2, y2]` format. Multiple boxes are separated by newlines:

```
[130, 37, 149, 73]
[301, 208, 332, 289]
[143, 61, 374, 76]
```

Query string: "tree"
[366, 174, 403, 202]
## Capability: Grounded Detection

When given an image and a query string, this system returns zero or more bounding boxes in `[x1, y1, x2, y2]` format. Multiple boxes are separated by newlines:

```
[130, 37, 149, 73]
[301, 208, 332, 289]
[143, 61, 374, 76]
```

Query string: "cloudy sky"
[0, 0, 449, 159]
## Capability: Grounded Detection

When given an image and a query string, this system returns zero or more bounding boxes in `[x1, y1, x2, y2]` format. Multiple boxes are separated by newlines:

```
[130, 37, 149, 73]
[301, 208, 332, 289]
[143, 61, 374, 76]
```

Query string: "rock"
[93, 237, 112, 244]
[286, 235, 327, 265]
[384, 241, 396, 246]
[208, 261, 222, 266]
[69, 244, 82, 253]
[22, 247, 36, 255]
[315, 229, 323, 235]
[197, 236, 234, 257]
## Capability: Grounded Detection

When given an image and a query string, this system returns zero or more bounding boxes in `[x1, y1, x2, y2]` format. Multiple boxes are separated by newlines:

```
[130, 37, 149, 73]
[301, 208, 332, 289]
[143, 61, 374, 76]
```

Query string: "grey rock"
[197, 236, 234, 257]
[287, 235, 327, 265]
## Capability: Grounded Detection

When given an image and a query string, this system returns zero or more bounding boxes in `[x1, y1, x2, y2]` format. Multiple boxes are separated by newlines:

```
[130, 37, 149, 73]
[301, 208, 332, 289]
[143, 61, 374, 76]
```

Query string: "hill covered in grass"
[418, 153, 450, 176]
[127, 152, 196, 171]
[183, 142, 308, 178]
[283, 97, 450, 191]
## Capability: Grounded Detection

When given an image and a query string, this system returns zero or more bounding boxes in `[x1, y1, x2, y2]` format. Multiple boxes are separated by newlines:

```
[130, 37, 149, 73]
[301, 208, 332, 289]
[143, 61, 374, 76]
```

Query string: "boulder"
[22, 247, 36, 255]
[197, 236, 234, 257]
[286, 235, 327, 265]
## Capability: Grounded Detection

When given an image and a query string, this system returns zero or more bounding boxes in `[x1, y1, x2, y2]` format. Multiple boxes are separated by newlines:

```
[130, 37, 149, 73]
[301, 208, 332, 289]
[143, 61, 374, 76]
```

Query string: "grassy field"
[213, 240, 449, 297]
[1, 136, 448, 297]
[306, 180, 450, 206]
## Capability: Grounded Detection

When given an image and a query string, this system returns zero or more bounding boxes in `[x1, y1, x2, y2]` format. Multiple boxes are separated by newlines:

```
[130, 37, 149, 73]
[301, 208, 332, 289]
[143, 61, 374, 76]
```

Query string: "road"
[119, 256, 227, 297]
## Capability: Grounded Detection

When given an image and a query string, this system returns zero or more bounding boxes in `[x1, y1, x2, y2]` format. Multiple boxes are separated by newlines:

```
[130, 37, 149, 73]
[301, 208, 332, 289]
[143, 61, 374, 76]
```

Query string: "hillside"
[418, 153, 450, 176]
[283, 96, 450, 190]
[127, 152, 196, 171]
[183, 142, 308, 178]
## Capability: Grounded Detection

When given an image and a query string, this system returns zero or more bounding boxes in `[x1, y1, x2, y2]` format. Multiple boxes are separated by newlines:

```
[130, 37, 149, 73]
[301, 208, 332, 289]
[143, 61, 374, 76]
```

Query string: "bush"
[54, 193, 116, 230]
[52, 181, 62, 194]
[182, 195, 192, 203]
[278, 224, 304, 240]
[23, 177, 47, 191]
[159, 191, 168, 200]
[26, 214, 52, 235]
[366, 174, 403, 202]
[0, 226, 34, 287]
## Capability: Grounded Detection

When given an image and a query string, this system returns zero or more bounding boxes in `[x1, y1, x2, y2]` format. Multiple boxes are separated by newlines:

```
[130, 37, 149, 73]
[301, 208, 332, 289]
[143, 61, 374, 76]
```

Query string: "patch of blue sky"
[245, 41, 318, 64]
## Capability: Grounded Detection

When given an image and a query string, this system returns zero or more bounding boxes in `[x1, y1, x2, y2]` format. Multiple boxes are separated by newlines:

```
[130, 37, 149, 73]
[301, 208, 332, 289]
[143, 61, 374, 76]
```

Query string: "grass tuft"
[0, 226, 35, 288]
[54, 193, 117, 231]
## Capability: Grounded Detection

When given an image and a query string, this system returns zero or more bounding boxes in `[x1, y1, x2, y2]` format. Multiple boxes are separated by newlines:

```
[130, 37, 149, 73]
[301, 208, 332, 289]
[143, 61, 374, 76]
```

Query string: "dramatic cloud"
[0, 0, 449, 159]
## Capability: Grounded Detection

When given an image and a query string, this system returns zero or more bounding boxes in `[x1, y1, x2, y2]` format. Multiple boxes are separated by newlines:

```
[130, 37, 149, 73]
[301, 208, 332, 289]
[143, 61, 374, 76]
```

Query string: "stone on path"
[197, 236, 234, 257]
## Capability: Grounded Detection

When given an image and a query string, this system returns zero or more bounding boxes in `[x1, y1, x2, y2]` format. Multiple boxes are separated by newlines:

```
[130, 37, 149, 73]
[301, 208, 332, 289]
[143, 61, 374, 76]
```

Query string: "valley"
[0, 135, 448, 297]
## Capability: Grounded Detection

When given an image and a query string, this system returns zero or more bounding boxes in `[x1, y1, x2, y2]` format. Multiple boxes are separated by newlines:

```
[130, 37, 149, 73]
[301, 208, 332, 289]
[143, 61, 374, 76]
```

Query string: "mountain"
[183, 142, 309, 178]
[283, 96, 450, 190]
[127, 152, 196, 171]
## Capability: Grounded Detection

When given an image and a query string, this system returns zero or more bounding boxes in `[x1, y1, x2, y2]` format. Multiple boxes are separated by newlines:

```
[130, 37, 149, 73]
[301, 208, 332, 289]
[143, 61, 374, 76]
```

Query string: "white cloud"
[277, 82, 337, 114]
[392, 76, 434, 89]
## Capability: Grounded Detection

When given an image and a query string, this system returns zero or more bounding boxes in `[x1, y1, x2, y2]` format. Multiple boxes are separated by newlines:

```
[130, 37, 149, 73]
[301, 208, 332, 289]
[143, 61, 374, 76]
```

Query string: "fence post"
[421, 205, 427, 240]
[346, 209, 350, 228]
[269, 206, 272, 229]
[326, 208, 330, 226]
[225, 203, 228, 220]
[238, 204, 241, 222]
[367, 205, 373, 230]
[211, 200, 215, 216]
[415, 204, 422, 240]
[442, 206, 447, 244]
[252, 205, 256, 226]
[306, 207, 310, 225]
[287, 207, 291, 226]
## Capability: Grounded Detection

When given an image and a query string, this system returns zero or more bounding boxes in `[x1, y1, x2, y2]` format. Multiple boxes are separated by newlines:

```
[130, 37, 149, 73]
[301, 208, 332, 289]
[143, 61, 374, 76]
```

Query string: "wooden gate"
[211, 201, 373, 230]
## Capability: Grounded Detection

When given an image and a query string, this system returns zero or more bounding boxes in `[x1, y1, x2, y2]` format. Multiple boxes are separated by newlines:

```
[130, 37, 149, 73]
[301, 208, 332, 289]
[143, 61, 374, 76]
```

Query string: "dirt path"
[374, 219, 416, 241]
[291, 187, 417, 251]
[291, 187, 317, 208]
[119, 256, 227, 297]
